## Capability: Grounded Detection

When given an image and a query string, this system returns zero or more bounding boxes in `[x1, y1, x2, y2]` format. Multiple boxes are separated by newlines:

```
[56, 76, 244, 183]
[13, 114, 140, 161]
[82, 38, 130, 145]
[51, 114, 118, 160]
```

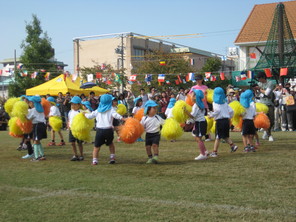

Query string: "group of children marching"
[18, 86, 260, 164]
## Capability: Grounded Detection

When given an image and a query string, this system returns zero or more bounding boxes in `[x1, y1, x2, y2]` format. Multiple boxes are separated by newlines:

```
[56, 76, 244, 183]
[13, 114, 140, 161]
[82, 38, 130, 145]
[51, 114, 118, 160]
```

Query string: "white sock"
[93, 158, 98, 162]
[110, 154, 115, 159]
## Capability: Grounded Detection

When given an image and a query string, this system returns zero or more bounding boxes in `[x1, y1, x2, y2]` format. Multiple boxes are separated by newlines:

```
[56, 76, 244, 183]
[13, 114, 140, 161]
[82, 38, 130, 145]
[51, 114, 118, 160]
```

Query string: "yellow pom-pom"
[134, 108, 144, 121]
[119, 117, 144, 144]
[4, 97, 20, 116]
[206, 89, 214, 104]
[71, 112, 94, 142]
[117, 104, 127, 115]
[11, 101, 29, 121]
[161, 118, 183, 140]
[205, 116, 213, 134]
[210, 121, 216, 134]
[8, 117, 23, 138]
[229, 101, 246, 127]
[256, 103, 269, 114]
[49, 116, 63, 132]
[172, 100, 192, 123]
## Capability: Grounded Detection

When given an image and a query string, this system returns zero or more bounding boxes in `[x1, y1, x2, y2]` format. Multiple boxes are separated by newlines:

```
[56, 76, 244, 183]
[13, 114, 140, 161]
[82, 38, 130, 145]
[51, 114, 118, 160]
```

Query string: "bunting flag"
[220, 72, 225, 80]
[280, 68, 288, 76]
[241, 72, 247, 80]
[159, 60, 166, 66]
[40, 69, 46, 72]
[96, 72, 102, 79]
[177, 75, 182, 83]
[115, 73, 121, 83]
[210, 75, 216, 82]
[101, 63, 106, 70]
[22, 70, 28, 77]
[264, 68, 272, 77]
[186, 73, 195, 81]
[106, 79, 112, 85]
[249, 53, 256, 59]
[166, 80, 170, 85]
[31, 72, 38, 79]
[190, 58, 195, 65]
[87, 74, 94, 82]
[158, 74, 165, 82]
[129, 74, 137, 81]
[175, 79, 180, 85]
[17, 64, 23, 69]
[235, 76, 241, 82]
[205, 72, 211, 79]
[45, 72, 51, 80]
[128, 81, 134, 85]
[247, 70, 253, 79]
[145, 74, 152, 82]
[182, 79, 186, 84]
[137, 81, 142, 85]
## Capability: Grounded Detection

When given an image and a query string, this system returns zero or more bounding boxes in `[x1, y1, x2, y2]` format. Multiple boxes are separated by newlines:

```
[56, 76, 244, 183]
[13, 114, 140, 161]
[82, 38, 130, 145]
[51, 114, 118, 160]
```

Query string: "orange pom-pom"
[185, 94, 194, 106]
[9, 132, 23, 138]
[134, 108, 144, 121]
[236, 117, 243, 131]
[119, 117, 144, 144]
[254, 113, 270, 129]
[16, 118, 33, 134]
[41, 98, 51, 117]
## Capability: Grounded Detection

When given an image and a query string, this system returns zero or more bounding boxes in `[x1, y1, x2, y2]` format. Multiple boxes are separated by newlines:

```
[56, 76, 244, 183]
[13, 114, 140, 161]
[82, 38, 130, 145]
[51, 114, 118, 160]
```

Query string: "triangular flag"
[96, 72, 102, 79]
[280, 68, 288, 76]
[145, 74, 152, 82]
[175, 79, 180, 85]
[166, 80, 170, 85]
[220, 72, 225, 80]
[210, 76, 216, 82]
[205, 72, 211, 79]
[264, 68, 272, 77]
[177, 75, 182, 83]
[159, 60, 166, 66]
[158, 74, 165, 82]
[241, 72, 247, 80]
[249, 53, 256, 59]
[129, 74, 137, 81]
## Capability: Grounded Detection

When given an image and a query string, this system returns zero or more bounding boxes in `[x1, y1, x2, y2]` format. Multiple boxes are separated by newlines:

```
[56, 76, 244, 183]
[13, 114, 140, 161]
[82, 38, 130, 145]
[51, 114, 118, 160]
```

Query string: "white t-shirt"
[165, 107, 173, 118]
[132, 106, 141, 115]
[68, 109, 81, 128]
[49, 106, 61, 117]
[27, 108, 46, 124]
[190, 104, 205, 122]
[85, 109, 122, 129]
[140, 115, 165, 133]
[209, 103, 234, 120]
[243, 102, 256, 120]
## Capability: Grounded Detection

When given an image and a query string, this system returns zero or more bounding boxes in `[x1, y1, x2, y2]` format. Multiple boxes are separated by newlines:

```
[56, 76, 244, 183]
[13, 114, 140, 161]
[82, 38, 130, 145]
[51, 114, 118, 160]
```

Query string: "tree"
[131, 50, 196, 94]
[9, 14, 60, 97]
[200, 57, 230, 89]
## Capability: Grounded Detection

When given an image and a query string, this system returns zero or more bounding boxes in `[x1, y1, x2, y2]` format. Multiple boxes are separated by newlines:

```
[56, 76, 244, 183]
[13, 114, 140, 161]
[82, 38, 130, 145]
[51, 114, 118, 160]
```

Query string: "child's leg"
[33, 140, 40, 159]
[78, 142, 83, 157]
[92, 146, 100, 164]
[51, 129, 55, 142]
[242, 135, 247, 147]
[152, 144, 159, 156]
[108, 142, 116, 163]
[213, 138, 220, 153]
[249, 135, 254, 146]
[26, 139, 33, 155]
[195, 137, 206, 155]
[71, 142, 78, 156]
[58, 130, 64, 142]
[146, 145, 152, 158]
[225, 137, 238, 152]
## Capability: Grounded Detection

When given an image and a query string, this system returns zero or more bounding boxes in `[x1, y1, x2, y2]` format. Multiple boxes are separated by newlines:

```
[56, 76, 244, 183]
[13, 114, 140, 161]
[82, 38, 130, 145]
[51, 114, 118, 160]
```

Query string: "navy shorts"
[242, 119, 256, 135]
[69, 130, 83, 144]
[216, 118, 230, 139]
[112, 119, 120, 127]
[32, 123, 47, 141]
[95, 128, 114, 147]
[145, 132, 160, 146]
[192, 121, 207, 137]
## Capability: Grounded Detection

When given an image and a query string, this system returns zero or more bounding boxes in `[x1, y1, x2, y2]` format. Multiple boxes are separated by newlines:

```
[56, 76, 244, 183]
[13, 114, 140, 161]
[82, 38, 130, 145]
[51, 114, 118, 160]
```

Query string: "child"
[132, 97, 143, 116]
[184, 89, 208, 160]
[240, 89, 256, 152]
[208, 87, 238, 157]
[81, 101, 93, 112]
[112, 97, 122, 142]
[26, 96, 47, 161]
[165, 98, 176, 118]
[47, 97, 65, 146]
[140, 100, 165, 164]
[85, 94, 125, 165]
[68, 96, 84, 161]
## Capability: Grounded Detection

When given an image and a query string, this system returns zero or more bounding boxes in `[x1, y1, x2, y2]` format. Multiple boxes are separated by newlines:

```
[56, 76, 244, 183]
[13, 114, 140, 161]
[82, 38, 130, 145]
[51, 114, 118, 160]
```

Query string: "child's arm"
[84, 110, 97, 119]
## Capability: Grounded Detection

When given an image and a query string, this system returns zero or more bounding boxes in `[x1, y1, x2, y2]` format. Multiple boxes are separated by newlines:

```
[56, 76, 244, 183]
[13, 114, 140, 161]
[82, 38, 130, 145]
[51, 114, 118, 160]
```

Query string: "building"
[234, 1, 296, 71]
[73, 32, 232, 77]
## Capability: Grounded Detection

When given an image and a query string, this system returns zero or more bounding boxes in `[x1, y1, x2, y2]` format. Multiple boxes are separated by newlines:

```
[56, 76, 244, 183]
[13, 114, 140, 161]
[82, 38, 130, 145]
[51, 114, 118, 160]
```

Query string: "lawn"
[0, 130, 295, 222]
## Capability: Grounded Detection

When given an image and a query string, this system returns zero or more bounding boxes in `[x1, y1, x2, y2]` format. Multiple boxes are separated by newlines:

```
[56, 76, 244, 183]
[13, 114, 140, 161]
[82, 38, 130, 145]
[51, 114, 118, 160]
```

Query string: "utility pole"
[14, 49, 17, 78]
[121, 35, 124, 93]
[278, 3, 284, 85]
[75, 39, 80, 76]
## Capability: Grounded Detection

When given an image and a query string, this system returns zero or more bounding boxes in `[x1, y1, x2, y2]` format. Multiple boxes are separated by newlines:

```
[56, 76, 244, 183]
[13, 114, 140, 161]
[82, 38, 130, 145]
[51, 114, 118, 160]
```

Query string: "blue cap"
[144, 100, 158, 115]
[47, 96, 56, 104]
[28, 96, 44, 113]
[70, 96, 82, 104]
[193, 89, 205, 109]
[168, 98, 176, 108]
[213, 87, 226, 104]
[82, 101, 93, 111]
[240, 89, 254, 108]
[97, 94, 112, 113]
[134, 97, 142, 106]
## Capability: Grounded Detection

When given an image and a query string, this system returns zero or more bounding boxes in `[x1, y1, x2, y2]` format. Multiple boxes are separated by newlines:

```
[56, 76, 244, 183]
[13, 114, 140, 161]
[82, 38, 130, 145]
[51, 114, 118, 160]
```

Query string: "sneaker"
[205, 150, 209, 156]
[22, 154, 34, 159]
[243, 147, 250, 152]
[205, 139, 211, 142]
[230, 145, 238, 153]
[146, 158, 153, 164]
[109, 159, 115, 164]
[47, 142, 56, 146]
[249, 146, 256, 152]
[136, 138, 144, 142]
[262, 131, 268, 140]
[152, 156, 158, 164]
[209, 152, 218, 157]
[79, 156, 84, 161]
[268, 136, 274, 142]
[194, 154, 207, 160]
[17, 145, 22, 151]
[57, 142, 66, 146]
[31, 158, 39, 162]
[70, 156, 79, 161]
[39, 156, 46, 160]
[92, 161, 98, 165]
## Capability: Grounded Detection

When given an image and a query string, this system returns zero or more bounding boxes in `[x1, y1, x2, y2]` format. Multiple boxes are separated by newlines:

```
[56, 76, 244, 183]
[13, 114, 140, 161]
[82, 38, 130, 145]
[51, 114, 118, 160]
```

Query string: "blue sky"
[0, 0, 285, 71]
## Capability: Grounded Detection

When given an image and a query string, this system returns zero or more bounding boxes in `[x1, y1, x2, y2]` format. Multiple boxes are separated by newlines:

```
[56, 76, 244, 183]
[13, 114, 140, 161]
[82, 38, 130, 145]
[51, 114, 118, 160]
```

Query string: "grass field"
[0, 130, 295, 222]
